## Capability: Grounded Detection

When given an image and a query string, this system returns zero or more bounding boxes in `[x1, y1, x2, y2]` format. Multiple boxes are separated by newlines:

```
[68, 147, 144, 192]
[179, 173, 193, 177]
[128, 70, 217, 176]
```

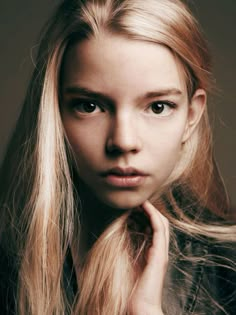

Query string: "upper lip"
[101, 167, 147, 176]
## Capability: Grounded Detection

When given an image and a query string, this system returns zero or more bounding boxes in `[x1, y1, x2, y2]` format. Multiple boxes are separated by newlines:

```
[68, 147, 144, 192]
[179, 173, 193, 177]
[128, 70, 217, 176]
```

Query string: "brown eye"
[151, 102, 165, 114]
[69, 99, 104, 114]
[79, 102, 97, 113]
[148, 101, 176, 117]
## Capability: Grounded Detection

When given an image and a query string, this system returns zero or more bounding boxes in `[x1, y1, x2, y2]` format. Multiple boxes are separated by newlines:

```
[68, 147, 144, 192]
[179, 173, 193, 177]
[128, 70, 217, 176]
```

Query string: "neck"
[76, 179, 124, 255]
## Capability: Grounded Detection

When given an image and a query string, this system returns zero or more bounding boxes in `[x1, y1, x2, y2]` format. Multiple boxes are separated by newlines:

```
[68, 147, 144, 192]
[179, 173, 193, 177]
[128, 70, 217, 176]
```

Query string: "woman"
[0, 0, 235, 314]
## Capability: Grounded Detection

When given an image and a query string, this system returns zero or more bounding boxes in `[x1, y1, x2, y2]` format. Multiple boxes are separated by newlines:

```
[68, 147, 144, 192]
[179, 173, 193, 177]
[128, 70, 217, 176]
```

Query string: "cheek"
[147, 118, 188, 177]
[152, 139, 183, 175]
[63, 120, 105, 165]
[150, 118, 187, 153]
[156, 125, 188, 183]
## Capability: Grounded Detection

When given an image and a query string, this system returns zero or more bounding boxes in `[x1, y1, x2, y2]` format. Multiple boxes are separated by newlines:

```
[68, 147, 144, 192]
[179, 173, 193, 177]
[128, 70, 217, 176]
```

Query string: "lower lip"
[104, 174, 146, 187]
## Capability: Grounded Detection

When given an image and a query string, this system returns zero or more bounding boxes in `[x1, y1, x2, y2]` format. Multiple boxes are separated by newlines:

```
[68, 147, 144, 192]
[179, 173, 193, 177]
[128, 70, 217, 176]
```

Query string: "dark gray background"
[0, 0, 235, 206]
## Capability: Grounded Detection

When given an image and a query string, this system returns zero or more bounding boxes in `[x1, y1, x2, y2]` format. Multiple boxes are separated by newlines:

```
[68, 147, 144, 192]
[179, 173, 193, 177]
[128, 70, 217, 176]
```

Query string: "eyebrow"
[144, 89, 182, 98]
[63, 86, 114, 104]
[63, 85, 183, 102]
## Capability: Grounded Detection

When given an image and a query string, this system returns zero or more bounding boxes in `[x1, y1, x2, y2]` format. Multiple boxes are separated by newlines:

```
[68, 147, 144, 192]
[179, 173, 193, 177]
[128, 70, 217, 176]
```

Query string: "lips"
[100, 167, 148, 187]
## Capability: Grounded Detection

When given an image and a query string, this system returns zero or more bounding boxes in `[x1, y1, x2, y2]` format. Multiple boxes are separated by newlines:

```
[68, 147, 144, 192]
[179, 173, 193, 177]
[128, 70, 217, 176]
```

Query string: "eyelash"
[67, 98, 177, 116]
[146, 101, 177, 116]
[68, 99, 104, 114]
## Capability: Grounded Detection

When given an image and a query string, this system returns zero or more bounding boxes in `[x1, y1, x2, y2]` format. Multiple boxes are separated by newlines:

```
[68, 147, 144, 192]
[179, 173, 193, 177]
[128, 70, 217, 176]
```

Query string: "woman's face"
[61, 33, 204, 209]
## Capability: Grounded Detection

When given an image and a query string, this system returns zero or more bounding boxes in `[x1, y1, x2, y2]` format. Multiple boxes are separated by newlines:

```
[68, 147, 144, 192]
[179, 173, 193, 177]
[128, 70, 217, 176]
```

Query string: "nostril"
[106, 138, 140, 156]
[105, 143, 124, 156]
[105, 121, 142, 154]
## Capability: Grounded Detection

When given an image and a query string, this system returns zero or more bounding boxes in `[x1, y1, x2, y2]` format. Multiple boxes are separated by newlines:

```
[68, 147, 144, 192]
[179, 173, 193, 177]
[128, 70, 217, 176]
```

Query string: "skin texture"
[60, 33, 205, 313]
[61, 33, 205, 210]
[129, 201, 169, 315]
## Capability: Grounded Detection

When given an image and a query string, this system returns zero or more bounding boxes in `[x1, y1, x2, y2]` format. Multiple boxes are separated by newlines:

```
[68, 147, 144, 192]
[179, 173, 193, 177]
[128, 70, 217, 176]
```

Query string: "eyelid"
[145, 99, 177, 117]
[68, 97, 105, 109]
[64, 98, 106, 117]
[148, 100, 178, 111]
[149, 100, 177, 107]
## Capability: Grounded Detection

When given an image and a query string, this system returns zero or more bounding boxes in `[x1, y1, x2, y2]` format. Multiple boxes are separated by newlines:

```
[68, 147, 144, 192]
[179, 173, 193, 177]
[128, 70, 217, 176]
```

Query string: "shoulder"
[171, 229, 236, 314]
[204, 240, 236, 315]
[0, 245, 17, 314]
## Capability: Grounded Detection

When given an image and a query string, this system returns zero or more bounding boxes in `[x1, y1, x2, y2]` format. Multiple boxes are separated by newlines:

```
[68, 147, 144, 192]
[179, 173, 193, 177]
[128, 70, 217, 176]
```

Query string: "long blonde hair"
[0, 0, 235, 314]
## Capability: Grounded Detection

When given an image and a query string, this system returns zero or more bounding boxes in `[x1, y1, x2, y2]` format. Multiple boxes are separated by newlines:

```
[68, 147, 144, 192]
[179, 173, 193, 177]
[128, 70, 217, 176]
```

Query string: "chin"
[98, 191, 150, 210]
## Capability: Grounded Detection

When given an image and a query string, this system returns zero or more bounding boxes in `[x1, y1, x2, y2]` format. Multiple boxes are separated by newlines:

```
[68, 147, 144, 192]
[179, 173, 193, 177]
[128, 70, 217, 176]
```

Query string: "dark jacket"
[163, 231, 236, 315]
[0, 233, 235, 314]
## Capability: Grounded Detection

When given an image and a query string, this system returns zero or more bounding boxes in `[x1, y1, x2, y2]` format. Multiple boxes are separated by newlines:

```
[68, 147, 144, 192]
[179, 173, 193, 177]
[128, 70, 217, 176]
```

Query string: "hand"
[129, 200, 169, 315]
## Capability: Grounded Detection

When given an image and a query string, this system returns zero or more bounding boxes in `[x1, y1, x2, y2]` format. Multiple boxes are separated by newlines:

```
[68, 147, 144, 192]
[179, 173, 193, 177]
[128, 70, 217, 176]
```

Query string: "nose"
[106, 113, 142, 155]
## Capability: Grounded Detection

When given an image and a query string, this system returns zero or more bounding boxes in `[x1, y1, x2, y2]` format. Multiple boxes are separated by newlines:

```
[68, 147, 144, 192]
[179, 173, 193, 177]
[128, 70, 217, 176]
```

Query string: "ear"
[182, 88, 206, 143]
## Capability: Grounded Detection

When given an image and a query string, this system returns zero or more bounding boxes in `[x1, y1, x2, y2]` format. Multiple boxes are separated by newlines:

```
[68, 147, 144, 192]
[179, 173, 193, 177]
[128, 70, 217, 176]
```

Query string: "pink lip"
[100, 167, 148, 187]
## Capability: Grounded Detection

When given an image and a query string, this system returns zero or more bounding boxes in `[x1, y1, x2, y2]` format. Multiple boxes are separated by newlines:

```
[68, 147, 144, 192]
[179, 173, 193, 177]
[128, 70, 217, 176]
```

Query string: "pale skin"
[128, 200, 169, 315]
[61, 33, 206, 314]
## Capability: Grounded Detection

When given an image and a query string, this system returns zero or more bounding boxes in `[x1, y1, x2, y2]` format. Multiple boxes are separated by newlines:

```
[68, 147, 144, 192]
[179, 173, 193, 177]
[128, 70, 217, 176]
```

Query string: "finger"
[131, 201, 169, 307]
[142, 200, 169, 264]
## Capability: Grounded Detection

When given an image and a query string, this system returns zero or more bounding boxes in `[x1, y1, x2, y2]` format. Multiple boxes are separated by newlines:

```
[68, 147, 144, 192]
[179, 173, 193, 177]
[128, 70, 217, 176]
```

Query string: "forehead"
[62, 33, 187, 97]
